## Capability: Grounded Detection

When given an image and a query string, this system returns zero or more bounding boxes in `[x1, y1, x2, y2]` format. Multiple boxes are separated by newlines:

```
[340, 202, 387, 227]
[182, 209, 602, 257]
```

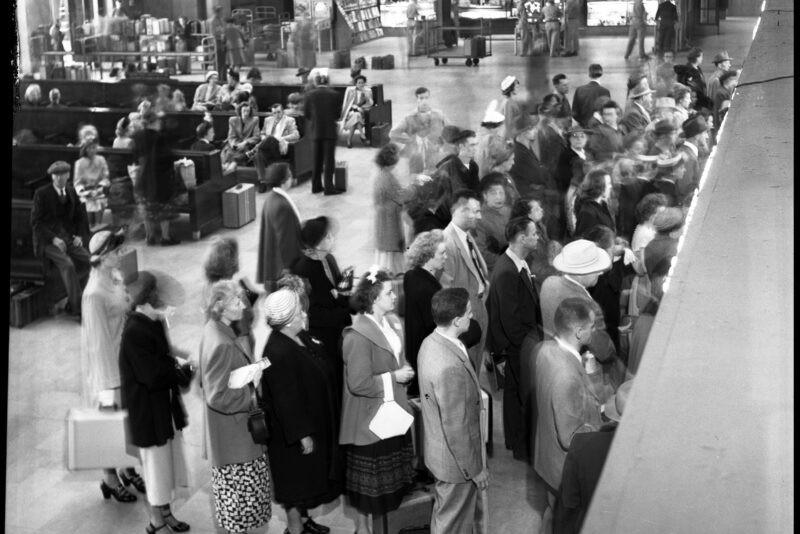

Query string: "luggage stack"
[370, 54, 395, 70]
[9, 285, 47, 328]
[222, 183, 257, 228]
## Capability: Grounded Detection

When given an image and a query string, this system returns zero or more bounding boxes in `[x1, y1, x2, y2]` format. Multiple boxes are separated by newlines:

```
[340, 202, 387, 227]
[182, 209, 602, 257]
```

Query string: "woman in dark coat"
[574, 169, 616, 239]
[290, 216, 353, 393]
[132, 109, 180, 246]
[402, 229, 447, 396]
[260, 288, 343, 534]
[119, 273, 193, 534]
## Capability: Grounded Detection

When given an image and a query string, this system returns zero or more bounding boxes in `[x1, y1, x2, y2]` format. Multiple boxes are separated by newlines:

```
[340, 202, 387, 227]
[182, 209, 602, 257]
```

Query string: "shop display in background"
[380, 0, 436, 28]
[587, 0, 658, 27]
[336, 0, 386, 43]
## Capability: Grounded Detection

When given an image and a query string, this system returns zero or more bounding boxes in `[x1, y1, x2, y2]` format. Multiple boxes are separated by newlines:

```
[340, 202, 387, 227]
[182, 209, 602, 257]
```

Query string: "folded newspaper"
[228, 360, 271, 389]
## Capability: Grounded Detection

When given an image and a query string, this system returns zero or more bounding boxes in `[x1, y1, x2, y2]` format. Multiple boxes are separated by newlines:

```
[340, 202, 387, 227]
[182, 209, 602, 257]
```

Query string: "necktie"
[466, 236, 488, 287]
[59, 189, 67, 204]
[520, 266, 534, 292]
[270, 118, 278, 137]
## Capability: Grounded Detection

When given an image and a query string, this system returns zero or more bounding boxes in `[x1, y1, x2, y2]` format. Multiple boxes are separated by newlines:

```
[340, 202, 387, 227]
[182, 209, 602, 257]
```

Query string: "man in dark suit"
[676, 114, 709, 206]
[30, 160, 91, 318]
[486, 217, 543, 461]
[654, 0, 678, 57]
[304, 70, 343, 195]
[559, 380, 632, 534]
[190, 121, 216, 152]
[571, 64, 610, 127]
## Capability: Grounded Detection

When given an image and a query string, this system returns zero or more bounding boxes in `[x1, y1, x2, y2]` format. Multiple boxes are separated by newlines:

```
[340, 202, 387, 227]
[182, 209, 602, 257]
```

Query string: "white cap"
[500, 75, 518, 92]
[482, 110, 505, 124]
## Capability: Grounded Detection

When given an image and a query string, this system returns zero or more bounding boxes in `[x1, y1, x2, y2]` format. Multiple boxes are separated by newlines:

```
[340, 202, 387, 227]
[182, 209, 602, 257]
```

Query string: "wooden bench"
[18, 79, 392, 143]
[12, 144, 237, 241]
[13, 107, 314, 180]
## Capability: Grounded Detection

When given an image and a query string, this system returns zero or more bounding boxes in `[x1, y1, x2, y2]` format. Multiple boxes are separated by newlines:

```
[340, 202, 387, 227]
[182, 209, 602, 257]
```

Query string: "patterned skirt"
[212, 453, 272, 533]
[345, 433, 415, 515]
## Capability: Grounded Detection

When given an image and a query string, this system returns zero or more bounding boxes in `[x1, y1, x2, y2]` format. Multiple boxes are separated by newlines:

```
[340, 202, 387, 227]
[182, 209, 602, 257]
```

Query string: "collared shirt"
[555, 335, 583, 365]
[273, 187, 302, 223]
[365, 313, 402, 363]
[453, 223, 486, 295]
[573, 148, 587, 160]
[53, 184, 66, 197]
[682, 140, 699, 158]
[505, 247, 530, 275]
[435, 327, 469, 360]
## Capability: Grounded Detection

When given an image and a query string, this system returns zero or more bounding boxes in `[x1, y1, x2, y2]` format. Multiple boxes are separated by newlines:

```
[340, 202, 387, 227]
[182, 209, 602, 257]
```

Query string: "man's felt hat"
[48, 160, 70, 175]
[652, 206, 684, 233]
[682, 115, 709, 138]
[713, 51, 733, 64]
[653, 119, 677, 136]
[500, 75, 519, 92]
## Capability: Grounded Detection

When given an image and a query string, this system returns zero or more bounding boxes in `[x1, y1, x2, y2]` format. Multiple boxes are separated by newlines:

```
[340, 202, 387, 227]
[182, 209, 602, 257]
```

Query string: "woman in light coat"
[80, 230, 143, 503]
[198, 280, 272, 534]
[339, 75, 374, 148]
[340, 268, 415, 534]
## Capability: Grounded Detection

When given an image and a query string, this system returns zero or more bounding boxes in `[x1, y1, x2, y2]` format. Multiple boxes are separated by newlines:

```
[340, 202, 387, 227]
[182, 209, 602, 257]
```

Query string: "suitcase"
[334, 161, 348, 191]
[330, 49, 351, 69]
[372, 485, 434, 534]
[9, 287, 47, 328]
[66, 408, 140, 470]
[370, 122, 391, 148]
[117, 248, 139, 285]
[371, 55, 384, 70]
[464, 36, 486, 57]
[222, 183, 257, 228]
[382, 54, 395, 69]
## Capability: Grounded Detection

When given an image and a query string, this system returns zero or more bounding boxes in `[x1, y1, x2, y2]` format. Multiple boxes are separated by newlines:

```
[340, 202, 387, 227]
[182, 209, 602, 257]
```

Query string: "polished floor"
[6, 19, 756, 534]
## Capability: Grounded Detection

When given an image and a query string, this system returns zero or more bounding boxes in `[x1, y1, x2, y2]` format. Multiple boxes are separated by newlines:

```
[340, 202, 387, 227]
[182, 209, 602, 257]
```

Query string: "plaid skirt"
[345, 433, 415, 515]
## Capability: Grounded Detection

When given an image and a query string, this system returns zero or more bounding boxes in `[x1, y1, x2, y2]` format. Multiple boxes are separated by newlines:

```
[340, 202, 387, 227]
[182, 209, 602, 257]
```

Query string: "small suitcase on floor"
[382, 54, 395, 69]
[66, 408, 140, 470]
[9, 286, 47, 328]
[371, 55, 384, 70]
[222, 183, 257, 228]
[370, 123, 391, 148]
[373, 485, 434, 534]
[334, 161, 348, 191]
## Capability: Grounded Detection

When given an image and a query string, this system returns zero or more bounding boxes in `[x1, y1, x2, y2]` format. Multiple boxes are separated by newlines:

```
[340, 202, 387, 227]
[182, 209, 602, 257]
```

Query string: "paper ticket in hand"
[228, 361, 271, 389]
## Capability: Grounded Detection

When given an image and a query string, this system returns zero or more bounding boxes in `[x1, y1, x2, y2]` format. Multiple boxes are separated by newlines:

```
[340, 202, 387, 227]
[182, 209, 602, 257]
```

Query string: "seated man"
[216, 68, 242, 110]
[30, 160, 92, 319]
[254, 103, 301, 192]
[190, 121, 237, 175]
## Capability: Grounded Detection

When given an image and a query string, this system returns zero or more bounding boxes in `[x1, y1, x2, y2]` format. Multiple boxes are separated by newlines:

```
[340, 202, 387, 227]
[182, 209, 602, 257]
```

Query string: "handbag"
[246, 383, 270, 445]
[368, 373, 414, 440]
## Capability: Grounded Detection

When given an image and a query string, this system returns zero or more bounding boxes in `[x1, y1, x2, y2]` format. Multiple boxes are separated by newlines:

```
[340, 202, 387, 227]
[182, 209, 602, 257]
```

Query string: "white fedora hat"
[553, 239, 611, 275]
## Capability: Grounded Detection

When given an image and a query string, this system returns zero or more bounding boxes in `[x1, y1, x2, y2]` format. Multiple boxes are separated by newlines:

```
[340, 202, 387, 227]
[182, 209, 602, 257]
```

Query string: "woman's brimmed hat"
[89, 230, 125, 264]
[553, 239, 611, 275]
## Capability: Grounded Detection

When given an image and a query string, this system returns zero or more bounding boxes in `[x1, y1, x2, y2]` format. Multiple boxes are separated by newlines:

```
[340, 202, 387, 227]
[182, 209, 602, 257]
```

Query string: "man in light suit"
[440, 189, 490, 374]
[535, 297, 604, 534]
[486, 217, 542, 461]
[620, 86, 655, 136]
[418, 288, 488, 534]
[255, 103, 301, 192]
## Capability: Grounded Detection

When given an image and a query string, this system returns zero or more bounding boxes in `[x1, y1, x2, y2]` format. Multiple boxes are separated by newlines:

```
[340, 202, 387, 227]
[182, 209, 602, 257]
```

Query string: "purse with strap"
[246, 382, 270, 445]
[368, 373, 414, 440]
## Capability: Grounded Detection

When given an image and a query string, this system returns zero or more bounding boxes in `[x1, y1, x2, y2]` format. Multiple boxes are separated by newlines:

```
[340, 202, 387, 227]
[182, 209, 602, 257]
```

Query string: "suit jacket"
[262, 115, 301, 143]
[190, 138, 216, 152]
[620, 103, 651, 136]
[486, 253, 542, 357]
[475, 204, 510, 275]
[119, 312, 188, 449]
[534, 340, 603, 490]
[574, 199, 616, 237]
[304, 85, 341, 140]
[572, 81, 611, 127]
[436, 155, 480, 195]
[197, 319, 263, 467]
[511, 139, 554, 199]
[676, 143, 700, 205]
[440, 223, 490, 368]
[30, 183, 90, 258]
[418, 330, 486, 483]
[403, 266, 442, 372]
[256, 190, 303, 288]
[588, 123, 624, 162]
[339, 313, 409, 446]
[559, 426, 617, 533]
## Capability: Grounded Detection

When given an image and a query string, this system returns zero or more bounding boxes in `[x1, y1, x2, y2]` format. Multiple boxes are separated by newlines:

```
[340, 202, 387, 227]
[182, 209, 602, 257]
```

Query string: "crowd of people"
[25, 30, 738, 531]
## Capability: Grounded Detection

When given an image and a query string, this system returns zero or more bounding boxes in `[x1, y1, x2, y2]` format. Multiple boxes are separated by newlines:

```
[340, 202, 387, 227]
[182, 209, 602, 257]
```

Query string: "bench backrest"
[12, 143, 224, 200]
[19, 79, 384, 112]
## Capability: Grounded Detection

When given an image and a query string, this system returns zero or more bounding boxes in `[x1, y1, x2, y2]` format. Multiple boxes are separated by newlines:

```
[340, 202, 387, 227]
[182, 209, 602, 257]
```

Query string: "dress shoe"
[311, 188, 324, 194]
[323, 189, 345, 196]
[100, 480, 137, 503]
[303, 517, 330, 534]
[160, 237, 180, 246]
[119, 471, 146, 493]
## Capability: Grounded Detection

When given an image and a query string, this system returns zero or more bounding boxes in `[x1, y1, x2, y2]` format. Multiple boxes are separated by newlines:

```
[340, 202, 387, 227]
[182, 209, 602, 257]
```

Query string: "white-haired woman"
[198, 279, 272, 534]
[80, 230, 144, 503]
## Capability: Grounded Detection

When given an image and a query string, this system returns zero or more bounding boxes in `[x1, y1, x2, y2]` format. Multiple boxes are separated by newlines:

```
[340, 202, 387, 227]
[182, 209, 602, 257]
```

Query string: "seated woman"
[170, 89, 187, 111]
[246, 66, 262, 84]
[23, 83, 43, 107]
[227, 101, 261, 165]
[191, 70, 221, 111]
[74, 138, 111, 227]
[339, 75, 373, 148]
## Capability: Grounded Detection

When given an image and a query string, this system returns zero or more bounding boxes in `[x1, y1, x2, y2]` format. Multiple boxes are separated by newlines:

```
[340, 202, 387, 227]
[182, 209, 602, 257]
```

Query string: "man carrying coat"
[418, 287, 488, 534]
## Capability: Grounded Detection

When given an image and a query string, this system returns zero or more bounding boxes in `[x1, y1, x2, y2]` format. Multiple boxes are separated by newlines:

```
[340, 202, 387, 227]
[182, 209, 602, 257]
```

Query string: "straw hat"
[553, 240, 611, 275]
[264, 289, 300, 328]
[603, 380, 633, 422]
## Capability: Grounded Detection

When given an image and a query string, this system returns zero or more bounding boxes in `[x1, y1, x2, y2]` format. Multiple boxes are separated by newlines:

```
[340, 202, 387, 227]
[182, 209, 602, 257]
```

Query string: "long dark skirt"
[345, 433, 415, 515]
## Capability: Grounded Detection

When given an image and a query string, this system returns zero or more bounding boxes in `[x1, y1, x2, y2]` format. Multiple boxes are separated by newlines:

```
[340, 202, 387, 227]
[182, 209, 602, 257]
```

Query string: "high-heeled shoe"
[119, 470, 147, 493]
[162, 512, 190, 532]
[100, 480, 137, 503]
[145, 523, 167, 534]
